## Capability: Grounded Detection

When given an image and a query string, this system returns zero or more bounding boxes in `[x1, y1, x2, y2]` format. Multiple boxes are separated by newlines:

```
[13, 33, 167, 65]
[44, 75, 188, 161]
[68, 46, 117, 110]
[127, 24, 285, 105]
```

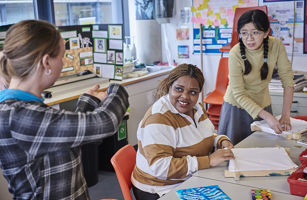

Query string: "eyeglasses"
[240, 30, 263, 39]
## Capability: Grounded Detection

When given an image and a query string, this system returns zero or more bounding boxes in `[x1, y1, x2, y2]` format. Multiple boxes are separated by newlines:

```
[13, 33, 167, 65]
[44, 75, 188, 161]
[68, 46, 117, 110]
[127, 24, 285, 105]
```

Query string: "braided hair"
[237, 9, 270, 80]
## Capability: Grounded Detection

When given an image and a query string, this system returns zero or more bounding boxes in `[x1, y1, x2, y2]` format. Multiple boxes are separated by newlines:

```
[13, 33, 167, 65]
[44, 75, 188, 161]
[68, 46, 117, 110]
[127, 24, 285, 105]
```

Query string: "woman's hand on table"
[279, 115, 292, 131]
[259, 110, 283, 134]
[209, 149, 235, 167]
[86, 84, 108, 102]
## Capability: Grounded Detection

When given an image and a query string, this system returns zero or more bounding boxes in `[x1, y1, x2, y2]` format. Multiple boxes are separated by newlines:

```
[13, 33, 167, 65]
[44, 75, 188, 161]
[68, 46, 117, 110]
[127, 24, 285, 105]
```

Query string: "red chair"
[203, 57, 229, 106]
[220, 6, 269, 54]
[110, 144, 136, 200]
[292, 116, 307, 121]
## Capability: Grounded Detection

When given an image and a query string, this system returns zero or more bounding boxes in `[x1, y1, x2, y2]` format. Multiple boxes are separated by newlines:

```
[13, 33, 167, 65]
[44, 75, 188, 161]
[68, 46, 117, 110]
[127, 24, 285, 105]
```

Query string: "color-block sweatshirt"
[131, 95, 230, 196]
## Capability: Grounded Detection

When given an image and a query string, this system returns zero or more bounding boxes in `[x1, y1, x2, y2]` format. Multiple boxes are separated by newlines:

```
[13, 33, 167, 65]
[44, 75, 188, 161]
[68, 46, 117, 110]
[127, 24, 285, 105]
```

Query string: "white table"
[158, 176, 303, 200]
[159, 131, 306, 199]
[193, 131, 306, 195]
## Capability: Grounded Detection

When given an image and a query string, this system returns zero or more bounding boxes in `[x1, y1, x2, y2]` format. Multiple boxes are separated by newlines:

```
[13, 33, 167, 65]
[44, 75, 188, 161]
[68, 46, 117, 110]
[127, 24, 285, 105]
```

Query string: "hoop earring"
[45, 69, 51, 75]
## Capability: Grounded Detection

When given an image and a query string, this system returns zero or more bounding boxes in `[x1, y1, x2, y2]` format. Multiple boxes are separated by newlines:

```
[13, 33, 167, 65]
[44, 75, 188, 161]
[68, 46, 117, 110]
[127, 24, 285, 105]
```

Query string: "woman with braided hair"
[218, 9, 294, 145]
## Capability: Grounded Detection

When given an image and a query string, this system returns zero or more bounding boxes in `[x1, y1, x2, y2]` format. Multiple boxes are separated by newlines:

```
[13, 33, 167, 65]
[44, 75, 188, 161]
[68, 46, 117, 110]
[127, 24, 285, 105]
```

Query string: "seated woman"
[131, 64, 235, 200]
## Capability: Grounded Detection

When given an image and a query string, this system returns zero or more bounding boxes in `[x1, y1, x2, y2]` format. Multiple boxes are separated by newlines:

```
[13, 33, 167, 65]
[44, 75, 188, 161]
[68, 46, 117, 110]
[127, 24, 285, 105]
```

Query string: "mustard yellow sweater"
[224, 36, 294, 119]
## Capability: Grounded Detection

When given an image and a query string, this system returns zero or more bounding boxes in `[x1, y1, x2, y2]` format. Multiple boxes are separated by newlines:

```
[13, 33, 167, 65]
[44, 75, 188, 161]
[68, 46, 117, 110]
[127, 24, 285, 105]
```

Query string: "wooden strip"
[224, 168, 297, 178]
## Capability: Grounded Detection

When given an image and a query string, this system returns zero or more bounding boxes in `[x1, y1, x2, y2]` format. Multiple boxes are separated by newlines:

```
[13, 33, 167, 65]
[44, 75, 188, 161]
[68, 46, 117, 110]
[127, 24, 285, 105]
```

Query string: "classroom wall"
[129, 0, 307, 95]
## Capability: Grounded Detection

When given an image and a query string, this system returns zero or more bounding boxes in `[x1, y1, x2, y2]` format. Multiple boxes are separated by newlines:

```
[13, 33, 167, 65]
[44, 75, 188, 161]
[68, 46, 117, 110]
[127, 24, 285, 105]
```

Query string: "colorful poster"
[260, 0, 304, 55]
[191, 0, 258, 54]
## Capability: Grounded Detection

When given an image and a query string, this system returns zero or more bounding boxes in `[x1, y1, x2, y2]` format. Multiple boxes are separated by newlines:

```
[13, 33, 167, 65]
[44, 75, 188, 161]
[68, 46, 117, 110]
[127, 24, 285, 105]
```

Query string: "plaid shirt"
[0, 83, 129, 200]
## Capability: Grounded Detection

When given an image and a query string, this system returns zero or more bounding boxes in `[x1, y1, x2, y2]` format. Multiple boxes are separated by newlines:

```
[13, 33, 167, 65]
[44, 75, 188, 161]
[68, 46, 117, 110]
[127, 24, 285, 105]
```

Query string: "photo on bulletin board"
[107, 50, 116, 64]
[116, 52, 123, 64]
[94, 64, 102, 76]
[108, 25, 122, 39]
[178, 45, 189, 59]
[94, 38, 106, 53]
[114, 65, 123, 80]
[70, 37, 80, 49]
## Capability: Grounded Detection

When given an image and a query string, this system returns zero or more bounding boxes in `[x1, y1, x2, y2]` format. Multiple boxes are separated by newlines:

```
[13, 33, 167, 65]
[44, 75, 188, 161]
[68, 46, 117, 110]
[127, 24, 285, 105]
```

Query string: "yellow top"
[224, 36, 294, 119]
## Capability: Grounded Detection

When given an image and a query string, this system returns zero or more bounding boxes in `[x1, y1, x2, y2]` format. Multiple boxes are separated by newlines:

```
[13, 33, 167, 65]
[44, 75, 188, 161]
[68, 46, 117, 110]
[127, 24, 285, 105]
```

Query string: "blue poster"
[176, 185, 231, 200]
[193, 27, 232, 54]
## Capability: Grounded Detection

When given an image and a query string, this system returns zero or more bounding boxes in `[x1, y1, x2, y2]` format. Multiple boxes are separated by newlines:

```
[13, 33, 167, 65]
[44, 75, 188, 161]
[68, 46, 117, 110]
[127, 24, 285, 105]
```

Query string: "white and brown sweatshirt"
[131, 94, 230, 196]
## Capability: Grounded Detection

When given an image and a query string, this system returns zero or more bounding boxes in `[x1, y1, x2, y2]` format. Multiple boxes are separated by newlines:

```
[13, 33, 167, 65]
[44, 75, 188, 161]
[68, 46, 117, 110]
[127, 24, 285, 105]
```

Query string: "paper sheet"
[251, 116, 307, 136]
[228, 147, 297, 172]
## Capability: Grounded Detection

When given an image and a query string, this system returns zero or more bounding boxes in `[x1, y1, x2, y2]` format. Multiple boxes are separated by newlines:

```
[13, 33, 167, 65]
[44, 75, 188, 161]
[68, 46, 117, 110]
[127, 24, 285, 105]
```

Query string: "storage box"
[287, 164, 307, 197]
[299, 148, 307, 164]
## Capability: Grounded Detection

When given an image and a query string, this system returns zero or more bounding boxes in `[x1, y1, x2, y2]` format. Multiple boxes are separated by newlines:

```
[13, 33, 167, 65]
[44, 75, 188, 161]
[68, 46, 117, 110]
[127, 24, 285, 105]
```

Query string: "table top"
[193, 131, 306, 195]
[159, 131, 306, 199]
[158, 176, 303, 200]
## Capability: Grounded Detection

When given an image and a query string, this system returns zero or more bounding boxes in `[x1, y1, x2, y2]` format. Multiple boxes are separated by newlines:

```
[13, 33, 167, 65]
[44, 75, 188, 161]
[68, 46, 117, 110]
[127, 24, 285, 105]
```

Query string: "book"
[176, 185, 231, 200]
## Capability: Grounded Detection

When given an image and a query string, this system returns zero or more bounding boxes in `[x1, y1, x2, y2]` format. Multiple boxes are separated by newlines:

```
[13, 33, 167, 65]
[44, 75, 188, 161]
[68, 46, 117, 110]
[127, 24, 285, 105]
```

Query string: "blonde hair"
[155, 64, 204, 98]
[0, 20, 61, 84]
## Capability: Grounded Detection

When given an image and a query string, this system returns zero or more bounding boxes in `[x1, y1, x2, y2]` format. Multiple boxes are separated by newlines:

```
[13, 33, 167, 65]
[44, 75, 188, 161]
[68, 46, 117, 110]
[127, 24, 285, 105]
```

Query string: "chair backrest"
[110, 144, 136, 200]
[230, 6, 268, 48]
[215, 57, 229, 93]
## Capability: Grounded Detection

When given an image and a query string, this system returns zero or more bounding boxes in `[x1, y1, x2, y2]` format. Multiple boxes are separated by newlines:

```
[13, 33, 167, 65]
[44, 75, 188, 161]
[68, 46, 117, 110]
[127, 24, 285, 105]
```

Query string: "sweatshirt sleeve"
[10, 83, 129, 156]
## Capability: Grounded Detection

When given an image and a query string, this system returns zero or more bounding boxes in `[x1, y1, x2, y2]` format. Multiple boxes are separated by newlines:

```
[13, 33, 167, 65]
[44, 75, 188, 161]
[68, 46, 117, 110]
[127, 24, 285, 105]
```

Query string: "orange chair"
[220, 6, 268, 54]
[110, 144, 136, 200]
[203, 57, 229, 106]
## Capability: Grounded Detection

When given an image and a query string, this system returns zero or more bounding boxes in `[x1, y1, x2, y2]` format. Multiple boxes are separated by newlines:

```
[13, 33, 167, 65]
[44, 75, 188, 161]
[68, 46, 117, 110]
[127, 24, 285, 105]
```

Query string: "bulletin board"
[58, 24, 124, 80]
[191, 0, 258, 54]
[191, 0, 305, 55]
[260, 0, 305, 55]
[0, 23, 123, 80]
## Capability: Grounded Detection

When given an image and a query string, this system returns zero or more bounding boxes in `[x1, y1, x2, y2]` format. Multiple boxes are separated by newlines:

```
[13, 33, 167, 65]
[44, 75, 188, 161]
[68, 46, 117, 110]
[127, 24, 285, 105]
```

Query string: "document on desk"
[250, 116, 307, 136]
[228, 147, 298, 172]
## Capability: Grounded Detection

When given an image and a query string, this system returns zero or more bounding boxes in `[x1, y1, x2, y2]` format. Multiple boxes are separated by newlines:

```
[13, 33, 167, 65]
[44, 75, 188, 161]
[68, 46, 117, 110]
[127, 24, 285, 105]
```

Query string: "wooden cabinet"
[270, 91, 307, 116]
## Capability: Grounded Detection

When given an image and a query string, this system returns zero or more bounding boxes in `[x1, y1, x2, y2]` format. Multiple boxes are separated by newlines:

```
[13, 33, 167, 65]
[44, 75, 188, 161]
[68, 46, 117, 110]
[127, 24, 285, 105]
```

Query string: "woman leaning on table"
[131, 64, 235, 200]
[218, 9, 294, 145]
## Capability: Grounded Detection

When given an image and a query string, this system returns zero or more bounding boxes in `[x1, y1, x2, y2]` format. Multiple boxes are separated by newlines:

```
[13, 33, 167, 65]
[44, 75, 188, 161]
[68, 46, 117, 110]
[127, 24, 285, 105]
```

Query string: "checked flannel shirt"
[0, 83, 129, 200]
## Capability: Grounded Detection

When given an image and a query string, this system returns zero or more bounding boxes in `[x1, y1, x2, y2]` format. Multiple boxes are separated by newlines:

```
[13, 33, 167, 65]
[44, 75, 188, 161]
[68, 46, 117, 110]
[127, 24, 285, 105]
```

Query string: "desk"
[158, 176, 303, 200]
[159, 131, 306, 199]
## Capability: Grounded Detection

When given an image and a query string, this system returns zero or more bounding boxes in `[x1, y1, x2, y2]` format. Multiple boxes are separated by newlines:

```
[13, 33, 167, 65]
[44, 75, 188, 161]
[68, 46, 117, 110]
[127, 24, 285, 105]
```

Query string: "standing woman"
[0, 20, 129, 199]
[218, 9, 294, 145]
